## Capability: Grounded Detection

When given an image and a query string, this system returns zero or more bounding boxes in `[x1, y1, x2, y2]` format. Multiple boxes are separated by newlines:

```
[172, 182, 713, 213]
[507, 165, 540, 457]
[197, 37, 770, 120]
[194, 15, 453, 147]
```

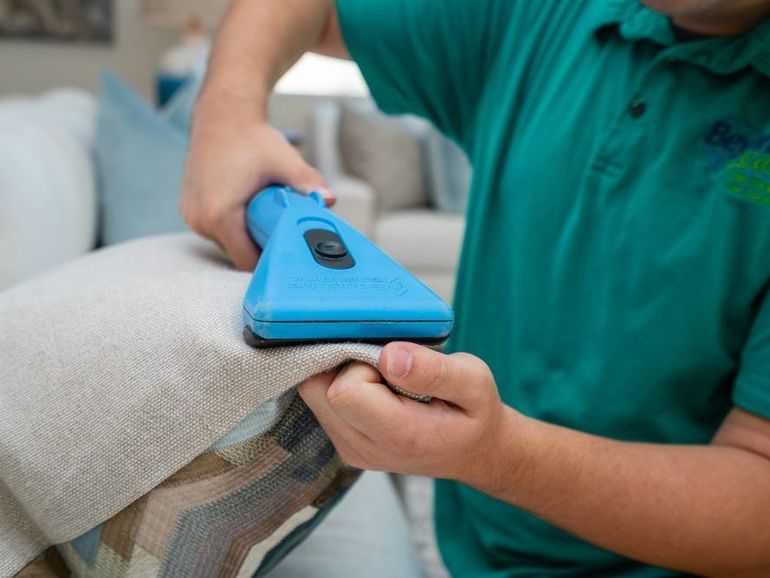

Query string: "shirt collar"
[592, 0, 770, 78]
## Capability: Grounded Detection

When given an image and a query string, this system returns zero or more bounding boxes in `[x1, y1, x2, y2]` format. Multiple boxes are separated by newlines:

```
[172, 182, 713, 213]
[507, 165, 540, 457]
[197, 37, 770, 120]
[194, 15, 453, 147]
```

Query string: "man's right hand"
[180, 95, 331, 271]
[178, 0, 346, 271]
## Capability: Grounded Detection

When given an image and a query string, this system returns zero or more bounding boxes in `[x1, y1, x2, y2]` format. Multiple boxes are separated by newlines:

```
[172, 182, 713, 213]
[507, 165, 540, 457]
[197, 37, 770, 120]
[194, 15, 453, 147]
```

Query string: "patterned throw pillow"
[17, 395, 360, 578]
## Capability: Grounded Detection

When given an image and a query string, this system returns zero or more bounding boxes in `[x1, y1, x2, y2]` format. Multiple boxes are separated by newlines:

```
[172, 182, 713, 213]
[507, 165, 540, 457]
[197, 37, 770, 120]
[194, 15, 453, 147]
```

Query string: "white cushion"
[0, 90, 97, 291]
[375, 210, 465, 272]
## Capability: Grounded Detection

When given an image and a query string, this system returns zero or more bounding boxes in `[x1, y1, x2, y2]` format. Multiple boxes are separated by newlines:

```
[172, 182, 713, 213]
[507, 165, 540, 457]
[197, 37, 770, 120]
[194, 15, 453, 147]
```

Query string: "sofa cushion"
[96, 72, 191, 246]
[339, 102, 429, 213]
[0, 90, 97, 291]
[375, 210, 464, 272]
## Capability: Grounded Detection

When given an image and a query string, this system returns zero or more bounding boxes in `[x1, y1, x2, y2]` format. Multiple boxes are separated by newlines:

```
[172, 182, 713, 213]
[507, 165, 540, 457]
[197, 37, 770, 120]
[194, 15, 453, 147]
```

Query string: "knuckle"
[453, 353, 492, 377]
[451, 353, 497, 406]
[198, 200, 228, 231]
[422, 355, 450, 392]
[347, 361, 380, 383]
[326, 382, 357, 413]
[465, 385, 487, 409]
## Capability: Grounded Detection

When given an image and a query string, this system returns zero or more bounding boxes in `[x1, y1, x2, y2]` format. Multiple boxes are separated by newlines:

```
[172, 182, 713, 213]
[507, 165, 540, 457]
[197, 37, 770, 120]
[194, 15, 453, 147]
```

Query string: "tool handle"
[245, 186, 327, 249]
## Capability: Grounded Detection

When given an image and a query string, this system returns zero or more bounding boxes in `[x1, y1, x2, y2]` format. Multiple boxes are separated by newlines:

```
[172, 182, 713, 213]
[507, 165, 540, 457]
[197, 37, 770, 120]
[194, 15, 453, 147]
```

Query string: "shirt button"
[629, 102, 647, 118]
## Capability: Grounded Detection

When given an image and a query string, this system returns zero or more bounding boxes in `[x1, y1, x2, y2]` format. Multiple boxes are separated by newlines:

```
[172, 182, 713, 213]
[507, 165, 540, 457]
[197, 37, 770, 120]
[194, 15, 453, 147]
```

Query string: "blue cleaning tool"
[242, 186, 454, 347]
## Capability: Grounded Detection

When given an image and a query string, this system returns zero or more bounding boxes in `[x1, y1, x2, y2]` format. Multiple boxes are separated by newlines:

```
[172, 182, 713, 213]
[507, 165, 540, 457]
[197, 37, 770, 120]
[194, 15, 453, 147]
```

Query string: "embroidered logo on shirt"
[703, 119, 770, 205]
[724, 151, 770, 206]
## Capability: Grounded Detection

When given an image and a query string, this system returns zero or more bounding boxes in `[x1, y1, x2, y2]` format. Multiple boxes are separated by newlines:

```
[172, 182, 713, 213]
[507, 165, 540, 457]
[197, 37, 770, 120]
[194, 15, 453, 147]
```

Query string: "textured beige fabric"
[0, 235, 382, 578]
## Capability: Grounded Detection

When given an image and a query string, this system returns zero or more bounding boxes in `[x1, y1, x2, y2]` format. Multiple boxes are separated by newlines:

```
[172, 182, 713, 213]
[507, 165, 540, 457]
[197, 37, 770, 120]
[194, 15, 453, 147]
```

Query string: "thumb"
[379, 342, 491, 410]
[269, 148, 336, 206]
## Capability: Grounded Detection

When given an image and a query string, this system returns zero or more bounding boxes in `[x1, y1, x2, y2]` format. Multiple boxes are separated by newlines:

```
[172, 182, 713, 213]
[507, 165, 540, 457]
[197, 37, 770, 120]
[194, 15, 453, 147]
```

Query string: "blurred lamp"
[143, 0, 227, 105]
[276, 54, 368, 97]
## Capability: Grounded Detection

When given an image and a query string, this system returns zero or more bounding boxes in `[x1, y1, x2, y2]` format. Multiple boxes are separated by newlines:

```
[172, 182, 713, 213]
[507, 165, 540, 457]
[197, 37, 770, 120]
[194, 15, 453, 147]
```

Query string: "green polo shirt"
[336, 0, 770, 575]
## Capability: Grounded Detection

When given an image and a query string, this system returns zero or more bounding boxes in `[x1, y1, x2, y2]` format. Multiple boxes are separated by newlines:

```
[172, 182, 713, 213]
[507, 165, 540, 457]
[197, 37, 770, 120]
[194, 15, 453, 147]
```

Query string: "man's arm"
[485, 406, 770, 578]
[180, 0, 346, 270]
[298, 344, 770, 577]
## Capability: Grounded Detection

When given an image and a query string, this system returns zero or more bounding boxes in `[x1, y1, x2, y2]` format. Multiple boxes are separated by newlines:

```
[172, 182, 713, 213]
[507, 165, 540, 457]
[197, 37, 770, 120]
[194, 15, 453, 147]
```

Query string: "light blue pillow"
[96, 72, 200, 246]
[163, 72, 202, 134]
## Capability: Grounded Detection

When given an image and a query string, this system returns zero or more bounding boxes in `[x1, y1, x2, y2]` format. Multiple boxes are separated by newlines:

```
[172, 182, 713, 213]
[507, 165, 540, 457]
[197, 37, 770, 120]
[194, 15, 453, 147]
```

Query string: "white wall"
[0, 0, 178, 99]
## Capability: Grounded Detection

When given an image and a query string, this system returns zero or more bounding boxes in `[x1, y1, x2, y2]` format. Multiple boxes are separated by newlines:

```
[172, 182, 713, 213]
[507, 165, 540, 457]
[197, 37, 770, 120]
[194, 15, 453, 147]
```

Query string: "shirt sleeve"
[335, 0, 522, 144]
[734, 293, 770, 420]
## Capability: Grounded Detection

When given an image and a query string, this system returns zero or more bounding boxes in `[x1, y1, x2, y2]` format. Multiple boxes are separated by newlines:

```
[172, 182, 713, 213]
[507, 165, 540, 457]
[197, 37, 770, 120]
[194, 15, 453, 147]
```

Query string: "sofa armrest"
[328, 173, 377, 238]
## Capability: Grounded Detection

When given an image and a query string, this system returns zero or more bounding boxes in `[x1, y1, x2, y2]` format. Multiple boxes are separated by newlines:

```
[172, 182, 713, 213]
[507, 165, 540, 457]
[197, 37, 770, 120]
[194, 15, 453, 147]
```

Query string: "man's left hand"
[298, 342, 518, 483]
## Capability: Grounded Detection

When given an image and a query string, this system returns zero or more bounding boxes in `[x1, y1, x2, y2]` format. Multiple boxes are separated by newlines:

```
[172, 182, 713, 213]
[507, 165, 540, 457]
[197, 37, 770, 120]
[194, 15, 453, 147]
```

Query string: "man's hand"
[178, 0, 345, 271]
[300, 344, 770, 576]
[298, 341, 518, 482]
[180, 97, 331, 271]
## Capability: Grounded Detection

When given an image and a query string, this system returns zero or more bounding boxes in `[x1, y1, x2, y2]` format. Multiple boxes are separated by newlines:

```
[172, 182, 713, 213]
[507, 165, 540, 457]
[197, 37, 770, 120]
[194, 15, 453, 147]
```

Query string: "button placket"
[624, 52, 675, 121]
[589, 55, 670, 182]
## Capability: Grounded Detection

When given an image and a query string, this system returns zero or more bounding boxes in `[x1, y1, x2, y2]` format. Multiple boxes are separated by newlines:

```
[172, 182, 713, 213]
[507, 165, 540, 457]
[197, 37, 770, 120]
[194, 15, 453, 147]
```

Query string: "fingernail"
[388, 347, 412, 379]
[313, 187, 335, 206]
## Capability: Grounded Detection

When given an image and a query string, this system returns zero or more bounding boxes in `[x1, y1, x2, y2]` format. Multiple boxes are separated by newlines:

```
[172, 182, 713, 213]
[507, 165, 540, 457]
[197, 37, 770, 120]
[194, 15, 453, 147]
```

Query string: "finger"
[269, 148, 336, 205]
[299, 376, 375, 468]
[299, 373, 373, 444]
[334, 361, 381, 384]
[326, 367, 413, 442]
[379, 343, 492, 410]
[214, 207, 260, 271]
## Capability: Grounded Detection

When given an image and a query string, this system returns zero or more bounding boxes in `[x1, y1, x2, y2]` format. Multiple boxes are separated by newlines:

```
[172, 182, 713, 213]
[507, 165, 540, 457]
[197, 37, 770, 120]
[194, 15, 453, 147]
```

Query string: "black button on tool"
[315, 240, 348, 259]
[304, 229, 355, 270]
[629, 102, 647, 119]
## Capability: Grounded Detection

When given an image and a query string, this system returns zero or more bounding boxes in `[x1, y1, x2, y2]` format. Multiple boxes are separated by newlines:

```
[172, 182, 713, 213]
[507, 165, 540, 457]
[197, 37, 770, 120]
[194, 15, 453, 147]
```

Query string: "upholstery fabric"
[339, 102, 429, 213]
[0, 234, 384, 577]
[16, 396, 359, 578]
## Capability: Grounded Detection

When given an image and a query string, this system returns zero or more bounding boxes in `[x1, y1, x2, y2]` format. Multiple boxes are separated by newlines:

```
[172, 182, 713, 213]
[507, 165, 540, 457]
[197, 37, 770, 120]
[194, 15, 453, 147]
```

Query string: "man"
[181, 0, 770, 575]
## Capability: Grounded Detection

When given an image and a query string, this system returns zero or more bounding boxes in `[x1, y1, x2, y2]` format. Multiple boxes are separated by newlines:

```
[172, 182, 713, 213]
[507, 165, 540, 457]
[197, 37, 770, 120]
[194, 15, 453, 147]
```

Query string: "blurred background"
[0, 0, 369, 99]
[0, 0, 468, 313]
